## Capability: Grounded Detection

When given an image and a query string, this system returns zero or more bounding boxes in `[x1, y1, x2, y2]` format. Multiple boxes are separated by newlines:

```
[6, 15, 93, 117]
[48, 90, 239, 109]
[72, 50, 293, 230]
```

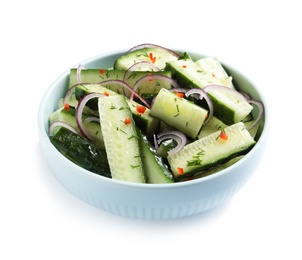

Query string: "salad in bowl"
[39, 43, 267, 219]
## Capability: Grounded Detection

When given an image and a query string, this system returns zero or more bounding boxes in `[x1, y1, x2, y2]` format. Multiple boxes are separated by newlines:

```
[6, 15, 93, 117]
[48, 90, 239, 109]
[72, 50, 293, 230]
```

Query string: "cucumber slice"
[156, 139, 177, 158]
[69, 69, 122, 88]
[128, 100, 159, 136]
[206, 86, 253, 124]
[195, 56, 235, 89]
[75, 84, 159, 135]
[244, 120, 261, 139]
[75, 83, 118, 110]
[137, 129, 174, 184]
[98, 95, 146, 183]
[166, 55, 253, 125]
[167, 122, 256, 180]
[150, 88, 208, 139]
[188, 155, 245, 180]
[113, 47, 179, 70]
[165, 56, 223, 88]
[70, 69, 173, 96]
[50, 127, 111, 178]
[49, 106, 105, 148]
[198, 116, 229, 139]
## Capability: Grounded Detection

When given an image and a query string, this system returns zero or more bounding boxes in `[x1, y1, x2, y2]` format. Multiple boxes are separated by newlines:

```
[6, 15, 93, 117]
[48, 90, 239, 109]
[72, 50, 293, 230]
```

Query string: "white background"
[1, 0, 301, 259]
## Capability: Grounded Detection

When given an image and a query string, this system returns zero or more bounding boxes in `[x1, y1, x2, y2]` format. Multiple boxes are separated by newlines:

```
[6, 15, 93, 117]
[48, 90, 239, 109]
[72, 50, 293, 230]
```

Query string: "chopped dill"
[119, 128, 128, 135]
[130, 164, 140, 169]
[128, 134, 138, 140]
[187, 149, 205, 167]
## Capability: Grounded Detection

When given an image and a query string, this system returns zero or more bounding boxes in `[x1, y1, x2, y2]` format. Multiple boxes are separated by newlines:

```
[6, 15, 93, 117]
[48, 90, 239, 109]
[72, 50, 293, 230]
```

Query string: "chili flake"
[219, 131, 228, 141]
[176, 167, 184, 175]
[136, 105, 147, 114]
[148, 53, 156, 64]
[99, 69, 106, 74]
[174, 91, 184, 98]
[64, 103, 70, 110]
[124, 117, 131, 125]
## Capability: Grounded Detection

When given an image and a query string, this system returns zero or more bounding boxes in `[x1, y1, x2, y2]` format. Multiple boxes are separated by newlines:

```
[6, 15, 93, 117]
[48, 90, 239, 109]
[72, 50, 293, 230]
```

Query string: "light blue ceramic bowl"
[38, 49, 269, 220]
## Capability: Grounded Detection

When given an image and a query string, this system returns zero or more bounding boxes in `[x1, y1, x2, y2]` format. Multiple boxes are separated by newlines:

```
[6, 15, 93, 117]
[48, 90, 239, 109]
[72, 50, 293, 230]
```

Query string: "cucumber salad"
[49, 43, 264, 184]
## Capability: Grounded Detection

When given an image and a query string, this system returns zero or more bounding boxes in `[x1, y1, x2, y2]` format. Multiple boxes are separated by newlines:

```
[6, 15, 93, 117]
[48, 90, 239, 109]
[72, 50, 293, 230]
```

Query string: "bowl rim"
[38, 48, 269, 189]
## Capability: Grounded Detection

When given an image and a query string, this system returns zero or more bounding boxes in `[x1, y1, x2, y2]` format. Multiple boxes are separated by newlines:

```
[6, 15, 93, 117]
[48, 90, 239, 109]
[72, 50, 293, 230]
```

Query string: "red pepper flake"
[64, 103, 70, 110]
[174, 91, 184, 98]
[148, 53, 156, 64]
[182, 65, 187, 68]
[99, 69, 106, 74]
[176, 167, 184, 175]
[103, 91, 109, 96]
[124, 117, 131, 125]
[136, 105, 147, 114]
[219, 131, 228, 141]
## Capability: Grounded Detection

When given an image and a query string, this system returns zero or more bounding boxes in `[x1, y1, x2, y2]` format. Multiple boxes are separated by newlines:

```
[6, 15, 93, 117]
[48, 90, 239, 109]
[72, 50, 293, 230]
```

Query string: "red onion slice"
[185, 88, 214, 126]
[153, 134, 159, 150]
[246, 100, 264, 131]
[83, 116, 100, 124]
[76, 64, 86, 83]
[131, 74, 181, 101]
[126, 43, 180, 58]
[156, 131, 187, 155]
[49, 121, 78, 136]
[63, 85, 76, 106]
[76, 93, 105, 140]
[240, 91, 252, 100]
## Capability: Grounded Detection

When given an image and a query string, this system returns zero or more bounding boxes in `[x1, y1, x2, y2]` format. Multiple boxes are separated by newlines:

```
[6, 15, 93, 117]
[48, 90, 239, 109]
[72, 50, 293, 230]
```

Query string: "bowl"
[38, 48, 269, 220]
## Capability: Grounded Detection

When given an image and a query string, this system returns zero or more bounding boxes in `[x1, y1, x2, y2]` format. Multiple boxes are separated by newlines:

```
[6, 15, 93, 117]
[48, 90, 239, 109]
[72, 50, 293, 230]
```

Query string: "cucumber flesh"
[137, 129, 174, 184]
[195, 57, 235, 89]
[156, 139, 177, 158]
[98, 95, 146, 183]
[75, 83, 118, 110]
[165, 56, 223, 89]
[150, 88, 208, 139]
[206, 87, 253, 124]
[128, 100, 159, 136]
[167, 122, 256, 180]
[198, 115, 229, 139]
[244, 120, 260, 139]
